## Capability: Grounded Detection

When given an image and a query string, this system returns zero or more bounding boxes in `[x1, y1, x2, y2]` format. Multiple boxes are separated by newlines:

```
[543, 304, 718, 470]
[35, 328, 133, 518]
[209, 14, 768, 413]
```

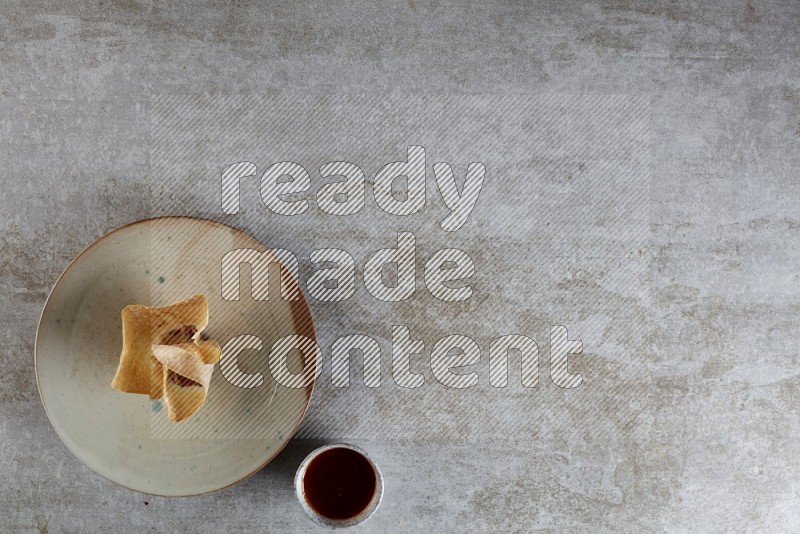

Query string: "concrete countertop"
[2, 1, 799, 531]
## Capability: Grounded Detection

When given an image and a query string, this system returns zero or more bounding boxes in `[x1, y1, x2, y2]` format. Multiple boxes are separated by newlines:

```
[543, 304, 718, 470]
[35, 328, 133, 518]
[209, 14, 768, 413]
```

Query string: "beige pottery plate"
[35, 216, 316, 496]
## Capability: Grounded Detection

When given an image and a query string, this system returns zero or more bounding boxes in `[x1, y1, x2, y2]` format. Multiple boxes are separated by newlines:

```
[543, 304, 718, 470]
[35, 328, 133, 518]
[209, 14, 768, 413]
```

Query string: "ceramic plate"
[35, 216, 316, 496]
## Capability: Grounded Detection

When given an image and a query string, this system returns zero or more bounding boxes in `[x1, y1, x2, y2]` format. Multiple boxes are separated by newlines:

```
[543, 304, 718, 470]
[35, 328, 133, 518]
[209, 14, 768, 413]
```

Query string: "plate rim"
[34, 215, 318, 496]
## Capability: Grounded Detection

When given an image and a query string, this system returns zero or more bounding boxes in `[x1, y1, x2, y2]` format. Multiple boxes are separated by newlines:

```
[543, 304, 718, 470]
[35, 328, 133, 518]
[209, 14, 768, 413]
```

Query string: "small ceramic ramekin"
[294, 443, 384, 529]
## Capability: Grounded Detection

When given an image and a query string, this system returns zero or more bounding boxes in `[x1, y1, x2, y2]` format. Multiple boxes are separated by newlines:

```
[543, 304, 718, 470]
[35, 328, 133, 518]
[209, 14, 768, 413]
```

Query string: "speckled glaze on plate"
[35, 216, 316, 496]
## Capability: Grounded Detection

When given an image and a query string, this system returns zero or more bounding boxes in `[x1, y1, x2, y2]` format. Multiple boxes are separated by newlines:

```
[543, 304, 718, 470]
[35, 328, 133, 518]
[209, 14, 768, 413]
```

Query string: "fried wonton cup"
[111, 294, 221, 422]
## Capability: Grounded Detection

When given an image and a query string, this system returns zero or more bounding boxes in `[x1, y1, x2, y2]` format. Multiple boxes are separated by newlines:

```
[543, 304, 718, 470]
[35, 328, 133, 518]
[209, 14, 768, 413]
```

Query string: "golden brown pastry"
[111, 294, 220, 422]
[152, 343, 215, 422]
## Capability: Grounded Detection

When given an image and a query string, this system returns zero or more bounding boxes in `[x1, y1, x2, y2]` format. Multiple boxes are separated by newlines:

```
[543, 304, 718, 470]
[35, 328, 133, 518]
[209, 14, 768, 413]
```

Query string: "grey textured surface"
[2, 0, 800, 532]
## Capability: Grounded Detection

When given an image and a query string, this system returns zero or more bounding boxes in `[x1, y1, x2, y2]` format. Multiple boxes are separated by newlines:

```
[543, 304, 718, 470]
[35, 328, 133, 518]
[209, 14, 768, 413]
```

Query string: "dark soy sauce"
[303, 447, 377, 520]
